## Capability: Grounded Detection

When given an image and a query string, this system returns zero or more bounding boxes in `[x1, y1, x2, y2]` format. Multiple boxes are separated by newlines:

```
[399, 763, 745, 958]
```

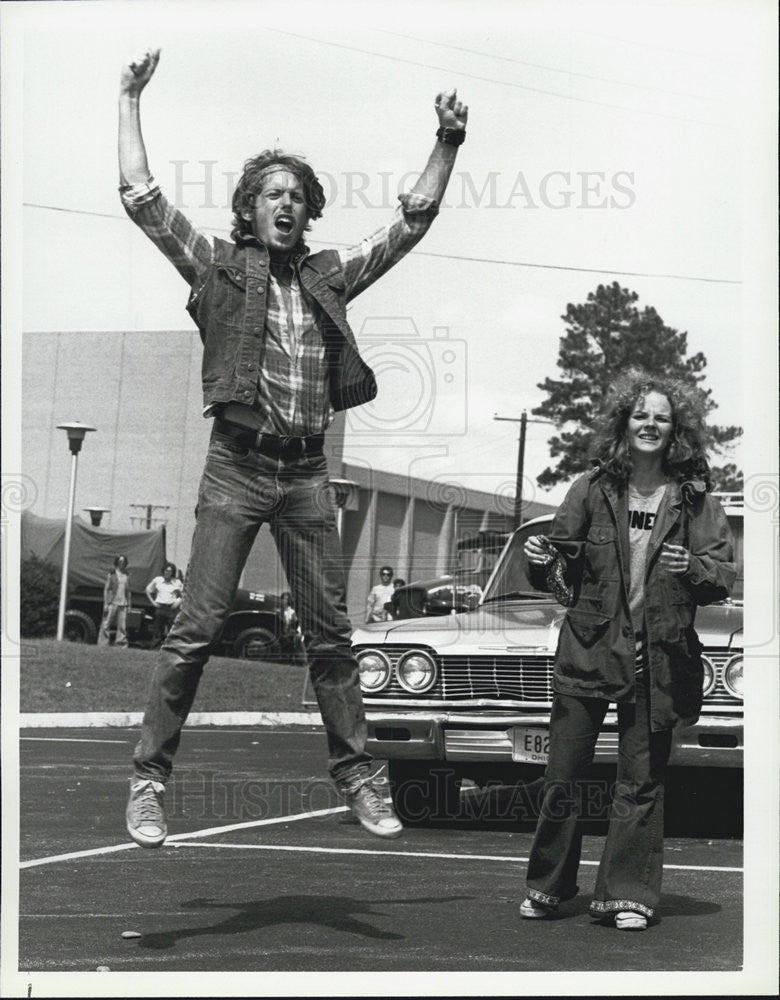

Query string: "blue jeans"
[526, 668, 673, 919]
[98, 603, 128, 647]
[133, 430, 372, 790]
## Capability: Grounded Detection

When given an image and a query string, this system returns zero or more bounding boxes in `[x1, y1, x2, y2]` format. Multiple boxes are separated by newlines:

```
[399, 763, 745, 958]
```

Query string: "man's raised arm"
[118, 47, 160, 186]
[409, 88, 468, 205]
[340, 88, 468, 299]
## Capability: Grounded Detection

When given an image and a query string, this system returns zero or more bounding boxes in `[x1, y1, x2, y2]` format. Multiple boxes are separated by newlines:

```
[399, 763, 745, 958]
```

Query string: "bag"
[546, 553, 575, 607]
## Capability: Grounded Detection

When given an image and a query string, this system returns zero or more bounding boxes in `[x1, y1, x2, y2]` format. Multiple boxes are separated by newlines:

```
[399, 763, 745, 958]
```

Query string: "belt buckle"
[280, 435, 301, 459]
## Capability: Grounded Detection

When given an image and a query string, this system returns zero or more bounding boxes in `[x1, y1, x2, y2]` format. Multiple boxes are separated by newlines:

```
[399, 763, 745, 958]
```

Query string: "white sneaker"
[126, 778, 167, 848]
[615, 910, 647, 931]
[346, 782, 403, 839]
[520, 897, 556, 919]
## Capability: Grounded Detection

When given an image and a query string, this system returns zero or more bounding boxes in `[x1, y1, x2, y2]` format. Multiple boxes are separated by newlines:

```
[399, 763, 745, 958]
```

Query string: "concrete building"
[22, 329, 555, 624]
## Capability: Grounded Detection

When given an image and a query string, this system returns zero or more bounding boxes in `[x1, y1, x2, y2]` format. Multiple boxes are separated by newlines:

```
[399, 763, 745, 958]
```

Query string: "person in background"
[145, 562, 183, 649]
[366, 566, 395, 623]
[386, 578, 406, 620]
[98, 555, 131, 648]
[520, 370, 735, 931]
[279, 590, 305, 664]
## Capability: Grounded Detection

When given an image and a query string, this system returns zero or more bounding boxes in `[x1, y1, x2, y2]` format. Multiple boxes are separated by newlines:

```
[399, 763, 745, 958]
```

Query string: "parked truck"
[20, 510, 286, 660]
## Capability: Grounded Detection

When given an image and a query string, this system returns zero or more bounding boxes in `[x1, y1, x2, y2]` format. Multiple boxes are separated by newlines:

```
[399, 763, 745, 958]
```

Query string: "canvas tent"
[21, 510, 166, 593]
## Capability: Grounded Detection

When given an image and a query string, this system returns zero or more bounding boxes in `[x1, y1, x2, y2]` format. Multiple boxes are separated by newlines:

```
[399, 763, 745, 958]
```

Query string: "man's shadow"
[138, 893, 472, 950]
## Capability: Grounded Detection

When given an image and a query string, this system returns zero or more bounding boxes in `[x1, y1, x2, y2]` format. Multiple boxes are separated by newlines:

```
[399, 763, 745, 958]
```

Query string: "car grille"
[360, 645, 741, 707]
[702, 652, 742, 705]
[440, 655, 556, 701]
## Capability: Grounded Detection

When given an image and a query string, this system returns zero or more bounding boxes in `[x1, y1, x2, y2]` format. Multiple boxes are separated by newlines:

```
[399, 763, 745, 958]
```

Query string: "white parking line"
[20, 803, 743, 875]
[21, 737, 128, 744]
[19, 806, 348, 869]
[170, 841, 743, 873]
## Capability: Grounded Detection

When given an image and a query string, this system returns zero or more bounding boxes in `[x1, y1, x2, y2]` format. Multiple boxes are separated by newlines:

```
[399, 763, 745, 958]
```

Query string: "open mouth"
[274, 215, 295, 235]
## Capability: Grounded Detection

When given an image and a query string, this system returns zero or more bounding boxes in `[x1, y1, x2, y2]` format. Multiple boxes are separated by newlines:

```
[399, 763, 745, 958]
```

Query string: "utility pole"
[129, 503, 171, 530]
[494, 411, 554, 530]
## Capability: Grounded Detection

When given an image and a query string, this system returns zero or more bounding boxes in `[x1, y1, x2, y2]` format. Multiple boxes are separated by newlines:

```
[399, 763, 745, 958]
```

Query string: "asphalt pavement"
[17, 726, 744, 976]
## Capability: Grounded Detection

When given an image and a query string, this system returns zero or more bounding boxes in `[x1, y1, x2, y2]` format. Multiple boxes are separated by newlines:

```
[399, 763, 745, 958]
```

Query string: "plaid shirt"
[120, 178, 437, 435]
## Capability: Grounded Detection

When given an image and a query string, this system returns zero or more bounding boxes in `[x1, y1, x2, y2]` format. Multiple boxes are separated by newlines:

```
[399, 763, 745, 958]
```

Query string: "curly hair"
[591, 368, 713, 488]
[230, 150, 326, 245]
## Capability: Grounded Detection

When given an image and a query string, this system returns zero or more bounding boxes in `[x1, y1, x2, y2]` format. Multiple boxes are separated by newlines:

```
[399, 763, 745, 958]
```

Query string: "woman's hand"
[524, 534, 553, 565]
[660, 542, 691, 575]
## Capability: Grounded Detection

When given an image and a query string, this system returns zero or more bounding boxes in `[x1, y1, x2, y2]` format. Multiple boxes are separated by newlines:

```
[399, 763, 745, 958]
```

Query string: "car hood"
[693, 602, 743, 648]
[352, 598, 744, 653]
[353, 599, 565, 655]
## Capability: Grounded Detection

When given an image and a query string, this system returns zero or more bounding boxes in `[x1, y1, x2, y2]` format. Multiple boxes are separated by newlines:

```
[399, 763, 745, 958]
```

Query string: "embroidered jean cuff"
[589, 899, 654, 919]
[527, 887, 560, 909]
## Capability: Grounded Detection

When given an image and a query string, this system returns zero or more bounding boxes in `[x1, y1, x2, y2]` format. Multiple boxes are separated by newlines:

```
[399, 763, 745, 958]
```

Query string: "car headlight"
[723, 655, 743, 699]
[701, 655, 716, 697]
[357, 649, 391, 692]
[396, 649, 437, 693]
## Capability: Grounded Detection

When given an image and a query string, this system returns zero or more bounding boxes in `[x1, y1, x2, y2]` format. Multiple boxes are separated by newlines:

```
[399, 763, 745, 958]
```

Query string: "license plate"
[513, 727, 550, 764]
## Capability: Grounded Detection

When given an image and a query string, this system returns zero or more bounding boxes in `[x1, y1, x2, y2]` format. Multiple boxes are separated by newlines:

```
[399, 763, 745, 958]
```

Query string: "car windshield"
[481, 525, 553, 604]
[482, 510, 744, 605]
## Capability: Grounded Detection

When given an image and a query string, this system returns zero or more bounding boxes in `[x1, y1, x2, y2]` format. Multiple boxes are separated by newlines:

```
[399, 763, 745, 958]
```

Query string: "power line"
[23, 201, 741, 285]
[262, 28, 723, 128]
[374, 28, 714, 102]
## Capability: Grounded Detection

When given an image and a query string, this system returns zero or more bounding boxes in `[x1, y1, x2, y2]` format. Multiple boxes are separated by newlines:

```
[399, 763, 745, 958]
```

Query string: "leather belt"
[213, 418, 324, 461]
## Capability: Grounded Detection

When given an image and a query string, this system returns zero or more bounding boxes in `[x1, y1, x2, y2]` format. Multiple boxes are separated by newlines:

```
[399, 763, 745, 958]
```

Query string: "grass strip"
[19, 640, 309, 714]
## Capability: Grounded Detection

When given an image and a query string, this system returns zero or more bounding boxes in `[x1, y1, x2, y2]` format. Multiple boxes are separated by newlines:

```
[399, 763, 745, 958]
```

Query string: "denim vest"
[186, 237, 377, 413]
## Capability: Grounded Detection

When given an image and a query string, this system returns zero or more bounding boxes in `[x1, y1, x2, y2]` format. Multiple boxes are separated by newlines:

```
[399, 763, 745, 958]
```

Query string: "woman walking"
[521, 370, 735, 930]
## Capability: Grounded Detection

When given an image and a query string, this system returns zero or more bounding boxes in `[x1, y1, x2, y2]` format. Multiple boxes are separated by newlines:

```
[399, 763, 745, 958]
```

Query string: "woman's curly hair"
[230, 150, 326, 245]
[591, 368, 713, 489]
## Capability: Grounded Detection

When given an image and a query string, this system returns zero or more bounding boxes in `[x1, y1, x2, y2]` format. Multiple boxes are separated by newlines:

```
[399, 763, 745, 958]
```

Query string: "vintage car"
[351, 496, 744, 823]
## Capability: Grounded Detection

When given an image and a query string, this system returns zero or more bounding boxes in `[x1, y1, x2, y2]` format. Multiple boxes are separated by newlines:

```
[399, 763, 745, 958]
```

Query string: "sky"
[4, 0, 776, 511]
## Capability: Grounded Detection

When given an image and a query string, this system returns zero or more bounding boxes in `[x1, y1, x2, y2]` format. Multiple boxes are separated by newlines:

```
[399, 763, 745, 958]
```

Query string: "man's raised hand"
[435, 89, 468, 131]
[120, 48, 161, 96]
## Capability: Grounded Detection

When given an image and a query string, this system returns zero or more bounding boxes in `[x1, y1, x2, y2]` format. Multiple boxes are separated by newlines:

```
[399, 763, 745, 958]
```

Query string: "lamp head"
[57, 422, 96, 455]
[83, 506, 110, 526]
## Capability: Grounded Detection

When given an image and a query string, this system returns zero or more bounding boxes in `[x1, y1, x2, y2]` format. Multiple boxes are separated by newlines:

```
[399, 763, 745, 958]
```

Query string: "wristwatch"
[436, 126, 466, 146]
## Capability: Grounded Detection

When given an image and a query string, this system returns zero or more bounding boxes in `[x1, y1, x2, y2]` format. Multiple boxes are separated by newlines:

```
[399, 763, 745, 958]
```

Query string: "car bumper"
[365, 708, 743, 769]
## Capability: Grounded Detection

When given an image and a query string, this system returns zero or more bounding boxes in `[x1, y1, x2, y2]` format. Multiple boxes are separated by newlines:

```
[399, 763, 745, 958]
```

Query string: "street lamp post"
[328, 478, 359, 539]
[56, 422, 96, 640]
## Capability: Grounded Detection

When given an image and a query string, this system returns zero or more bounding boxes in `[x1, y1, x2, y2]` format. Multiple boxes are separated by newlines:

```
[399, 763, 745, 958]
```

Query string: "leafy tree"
[534, 282, 742, 489]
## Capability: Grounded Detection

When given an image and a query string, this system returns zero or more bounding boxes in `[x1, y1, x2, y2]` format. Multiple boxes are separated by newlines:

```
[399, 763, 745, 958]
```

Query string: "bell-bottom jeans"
[133, 430, 372, 791]
[526, 667, 673, 919]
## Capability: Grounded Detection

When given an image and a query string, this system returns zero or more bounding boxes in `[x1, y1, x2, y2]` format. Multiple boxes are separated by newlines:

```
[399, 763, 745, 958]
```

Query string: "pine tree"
[534, 282, 742, 489]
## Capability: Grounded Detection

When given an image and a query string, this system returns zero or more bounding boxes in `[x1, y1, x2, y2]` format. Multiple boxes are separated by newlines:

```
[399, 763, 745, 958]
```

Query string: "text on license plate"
[513, 727, 550, 764]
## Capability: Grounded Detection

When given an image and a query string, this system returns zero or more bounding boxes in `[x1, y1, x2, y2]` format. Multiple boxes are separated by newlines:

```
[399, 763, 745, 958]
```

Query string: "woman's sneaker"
[615, 910, 647, 931]
[126, 778, 167, 848]
[520, 897, 556, 919]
